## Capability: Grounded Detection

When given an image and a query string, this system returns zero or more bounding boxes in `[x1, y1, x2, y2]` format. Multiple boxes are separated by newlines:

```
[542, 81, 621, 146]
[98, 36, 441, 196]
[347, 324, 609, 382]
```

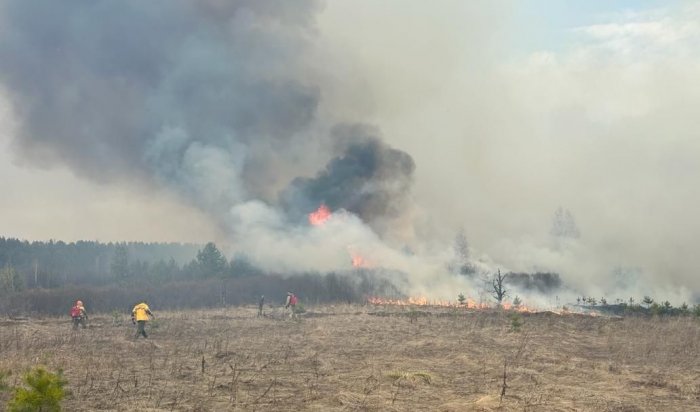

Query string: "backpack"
[70, 306, 82, 318]
[290, 294, 298, 305]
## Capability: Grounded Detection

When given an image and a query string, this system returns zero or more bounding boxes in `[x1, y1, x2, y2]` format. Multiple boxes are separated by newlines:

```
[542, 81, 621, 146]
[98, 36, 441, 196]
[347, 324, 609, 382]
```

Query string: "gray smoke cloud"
[0, 0, 414, 232]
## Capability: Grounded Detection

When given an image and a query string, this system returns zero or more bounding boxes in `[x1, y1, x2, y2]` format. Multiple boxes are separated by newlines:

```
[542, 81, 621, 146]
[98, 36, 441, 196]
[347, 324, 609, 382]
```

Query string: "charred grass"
[0, 305, 698, 411]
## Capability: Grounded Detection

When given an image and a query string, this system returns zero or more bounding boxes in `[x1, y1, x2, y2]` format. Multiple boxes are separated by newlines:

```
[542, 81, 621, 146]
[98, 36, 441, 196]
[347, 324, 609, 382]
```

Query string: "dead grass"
[0, 305, 698, 411]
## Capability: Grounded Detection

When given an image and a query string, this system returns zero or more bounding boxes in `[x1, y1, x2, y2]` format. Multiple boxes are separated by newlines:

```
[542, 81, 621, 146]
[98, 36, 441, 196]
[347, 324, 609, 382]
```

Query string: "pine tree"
[0, 265, 24, 294]
[8, 367, 66, 412]
[196, 242, 227, 278]
[110, 244, 129, 281]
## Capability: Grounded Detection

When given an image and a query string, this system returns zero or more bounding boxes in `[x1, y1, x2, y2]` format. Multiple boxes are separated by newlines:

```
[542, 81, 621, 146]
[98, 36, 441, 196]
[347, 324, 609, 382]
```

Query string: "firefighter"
[70, 300, 88, 329]
[131, 300, 155, 339]
[284, 292, 298, 317]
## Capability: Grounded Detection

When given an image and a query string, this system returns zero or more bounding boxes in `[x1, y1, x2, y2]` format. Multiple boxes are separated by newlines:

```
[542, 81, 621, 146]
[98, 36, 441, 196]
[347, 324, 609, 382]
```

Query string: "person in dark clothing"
[258, 295, 265, 317]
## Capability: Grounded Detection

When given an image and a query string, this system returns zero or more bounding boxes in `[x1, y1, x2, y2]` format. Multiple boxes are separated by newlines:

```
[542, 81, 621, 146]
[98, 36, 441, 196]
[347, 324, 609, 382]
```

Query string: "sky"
[0, 1, 698, 301]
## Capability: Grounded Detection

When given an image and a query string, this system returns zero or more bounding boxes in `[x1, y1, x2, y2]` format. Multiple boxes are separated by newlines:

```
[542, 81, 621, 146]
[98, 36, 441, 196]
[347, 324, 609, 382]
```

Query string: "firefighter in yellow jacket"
[131, 301, 155, 339]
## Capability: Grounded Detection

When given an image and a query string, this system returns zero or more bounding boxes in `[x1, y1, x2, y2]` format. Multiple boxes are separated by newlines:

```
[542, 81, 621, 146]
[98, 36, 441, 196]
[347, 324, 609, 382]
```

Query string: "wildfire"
[367, 296, 534, 312]
[367, 296, 435, 306]
[307, 203, 372, 268]
[308, 204, 331, 226]
[501, 302, 536, 313]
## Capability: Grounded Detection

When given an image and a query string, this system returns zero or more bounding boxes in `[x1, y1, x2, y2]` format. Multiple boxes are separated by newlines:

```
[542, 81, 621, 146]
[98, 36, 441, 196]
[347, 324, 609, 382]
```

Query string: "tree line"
[0, 237, 401, 315]
[0, 237, 265, 293]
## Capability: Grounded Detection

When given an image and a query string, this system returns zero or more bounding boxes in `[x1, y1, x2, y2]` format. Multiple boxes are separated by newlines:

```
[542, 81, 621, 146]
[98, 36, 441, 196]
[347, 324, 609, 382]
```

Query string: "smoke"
[0, 0, 431, 292]
[1, 1, 699, 305]
[314, 2, 700, 304]
[0, 1, 416, 227]
[0, 1, 319, 208]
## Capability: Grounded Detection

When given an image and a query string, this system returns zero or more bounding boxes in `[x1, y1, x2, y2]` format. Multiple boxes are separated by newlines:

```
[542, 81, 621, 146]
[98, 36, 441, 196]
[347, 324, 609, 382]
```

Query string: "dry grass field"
[0, 305, 699, 411]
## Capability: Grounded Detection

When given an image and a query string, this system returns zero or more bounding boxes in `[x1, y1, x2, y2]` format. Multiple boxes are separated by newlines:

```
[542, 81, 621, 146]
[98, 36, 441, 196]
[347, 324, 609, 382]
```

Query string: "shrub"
[0, 370, 9, 392]
[623, 303, 643, 315]
[7, 367, 67, 412]
[293, 304, 306, 314]
[508, 312, 523, 332]
[111, 310, 122, 326]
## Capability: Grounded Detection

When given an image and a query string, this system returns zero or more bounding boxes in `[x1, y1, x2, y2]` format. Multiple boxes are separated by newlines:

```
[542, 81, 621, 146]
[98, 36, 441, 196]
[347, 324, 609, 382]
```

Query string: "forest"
[0, 237, 398, 315]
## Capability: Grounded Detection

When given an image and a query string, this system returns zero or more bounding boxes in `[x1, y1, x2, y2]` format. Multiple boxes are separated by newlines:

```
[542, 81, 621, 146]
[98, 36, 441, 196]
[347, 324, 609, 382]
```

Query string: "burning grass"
[0, 305, 698, 411]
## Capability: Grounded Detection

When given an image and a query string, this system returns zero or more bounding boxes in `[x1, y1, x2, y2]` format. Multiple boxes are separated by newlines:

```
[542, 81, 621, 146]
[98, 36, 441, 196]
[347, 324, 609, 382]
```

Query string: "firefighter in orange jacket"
[131, 301, 154, 339]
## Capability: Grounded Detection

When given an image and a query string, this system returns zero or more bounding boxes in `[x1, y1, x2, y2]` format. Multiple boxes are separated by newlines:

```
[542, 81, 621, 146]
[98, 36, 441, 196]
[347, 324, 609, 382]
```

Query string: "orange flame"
[308, 204, 331, 226]
[351, 253, 369, 268]
[367, 296, 535, 312]
[367, 296, 435, 306]
[347, 245, 373, 268]
[307, 204, 374, 268]
[367, 296, 466, 307]
[501, 302, 535, 313]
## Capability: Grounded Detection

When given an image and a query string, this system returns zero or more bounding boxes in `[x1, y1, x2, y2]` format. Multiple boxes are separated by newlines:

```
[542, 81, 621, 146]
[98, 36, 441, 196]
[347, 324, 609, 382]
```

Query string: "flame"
[308, 204, 331, 226]
[351, 253, 369, 268]
[347, 245, 373, 268]
[367, 296, 436, 306]
[501, 302, 535, 313]
[367, 296, 468, 307]
[307, 204, 374, 268]
[367, 296, 535, 312]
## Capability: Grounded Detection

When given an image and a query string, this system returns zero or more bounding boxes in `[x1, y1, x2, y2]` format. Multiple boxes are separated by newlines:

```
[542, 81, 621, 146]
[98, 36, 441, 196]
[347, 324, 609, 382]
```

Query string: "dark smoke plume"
[0, 0, 414, 230]
[281, 124, 415, 228]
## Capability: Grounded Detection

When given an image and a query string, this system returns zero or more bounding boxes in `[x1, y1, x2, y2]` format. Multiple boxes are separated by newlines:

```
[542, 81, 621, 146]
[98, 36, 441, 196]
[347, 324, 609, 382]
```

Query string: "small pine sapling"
[7, 367, 67, 412]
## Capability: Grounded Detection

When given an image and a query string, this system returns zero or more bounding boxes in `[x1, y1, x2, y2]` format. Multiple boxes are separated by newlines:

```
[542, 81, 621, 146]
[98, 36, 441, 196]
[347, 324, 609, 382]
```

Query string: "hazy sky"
[0, 1, 698, 298]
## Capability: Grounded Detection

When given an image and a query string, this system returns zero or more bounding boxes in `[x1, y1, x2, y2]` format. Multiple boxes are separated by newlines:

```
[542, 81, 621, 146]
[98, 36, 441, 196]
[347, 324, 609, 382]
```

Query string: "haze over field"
[0, 1, 698, 303]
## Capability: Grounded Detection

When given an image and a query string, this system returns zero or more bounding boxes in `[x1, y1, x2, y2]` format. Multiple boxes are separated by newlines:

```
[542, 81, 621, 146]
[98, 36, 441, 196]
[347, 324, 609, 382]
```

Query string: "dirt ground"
[0, 305, 699, 411]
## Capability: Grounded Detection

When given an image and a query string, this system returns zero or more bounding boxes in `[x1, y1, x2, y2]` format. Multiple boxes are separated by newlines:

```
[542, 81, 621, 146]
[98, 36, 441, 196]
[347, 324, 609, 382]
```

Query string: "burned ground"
[0, 306, 698, 411]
